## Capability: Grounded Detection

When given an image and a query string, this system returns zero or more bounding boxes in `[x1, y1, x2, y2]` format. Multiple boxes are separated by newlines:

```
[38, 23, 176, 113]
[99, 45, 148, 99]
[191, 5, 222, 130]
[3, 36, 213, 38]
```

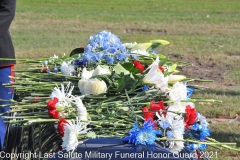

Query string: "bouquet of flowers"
[1, 30, 239, 158]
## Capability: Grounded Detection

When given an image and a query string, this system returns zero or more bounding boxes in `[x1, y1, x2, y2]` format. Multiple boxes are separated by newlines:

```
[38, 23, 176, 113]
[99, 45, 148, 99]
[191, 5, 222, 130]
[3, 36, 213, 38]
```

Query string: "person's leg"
[0, 66, 13, 151]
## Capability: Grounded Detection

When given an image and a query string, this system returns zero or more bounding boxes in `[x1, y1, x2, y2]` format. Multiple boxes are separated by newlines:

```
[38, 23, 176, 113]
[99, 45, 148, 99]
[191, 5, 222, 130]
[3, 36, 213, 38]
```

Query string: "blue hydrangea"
[80, 30, 131, 64]
[123, 120, 161, 146]
[73, 59, 88, 66]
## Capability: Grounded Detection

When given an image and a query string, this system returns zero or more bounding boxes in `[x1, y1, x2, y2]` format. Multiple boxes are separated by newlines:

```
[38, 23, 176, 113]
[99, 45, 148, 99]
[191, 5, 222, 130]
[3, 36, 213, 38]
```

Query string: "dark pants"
[0, 66, 13, 150]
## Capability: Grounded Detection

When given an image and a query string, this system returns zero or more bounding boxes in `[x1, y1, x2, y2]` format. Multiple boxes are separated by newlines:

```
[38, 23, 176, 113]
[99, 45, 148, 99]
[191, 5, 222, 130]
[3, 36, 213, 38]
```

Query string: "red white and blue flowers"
[3, 30, 238, 157]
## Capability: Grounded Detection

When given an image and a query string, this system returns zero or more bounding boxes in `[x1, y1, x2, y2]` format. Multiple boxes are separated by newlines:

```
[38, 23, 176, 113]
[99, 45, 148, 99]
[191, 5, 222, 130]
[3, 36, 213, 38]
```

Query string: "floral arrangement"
[2, 30, 239, 158]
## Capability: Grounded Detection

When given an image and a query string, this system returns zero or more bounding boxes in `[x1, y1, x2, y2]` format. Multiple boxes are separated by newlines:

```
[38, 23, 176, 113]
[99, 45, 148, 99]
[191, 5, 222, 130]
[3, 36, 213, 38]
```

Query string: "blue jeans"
[0, 66, 13, 150]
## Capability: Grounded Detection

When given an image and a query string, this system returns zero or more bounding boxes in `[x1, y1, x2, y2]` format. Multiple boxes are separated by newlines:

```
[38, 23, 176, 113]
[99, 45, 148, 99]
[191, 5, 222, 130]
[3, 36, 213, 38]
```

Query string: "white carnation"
[61, 118, 91, 151]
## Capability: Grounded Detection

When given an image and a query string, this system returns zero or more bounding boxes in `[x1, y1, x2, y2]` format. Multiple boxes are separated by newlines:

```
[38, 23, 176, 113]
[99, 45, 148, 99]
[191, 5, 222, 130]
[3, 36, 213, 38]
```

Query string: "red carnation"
[57, 118, 69, 137]
[142, 107, 154, 122]
[142, 107, 157, 129]
[47, 97, 59, 110]
[133, 60, 145, 73]
[48, 109, 60, 119]
[185, 105, 197, 129]
[149, 100, 166, 116]
[158, 66, 164, 73]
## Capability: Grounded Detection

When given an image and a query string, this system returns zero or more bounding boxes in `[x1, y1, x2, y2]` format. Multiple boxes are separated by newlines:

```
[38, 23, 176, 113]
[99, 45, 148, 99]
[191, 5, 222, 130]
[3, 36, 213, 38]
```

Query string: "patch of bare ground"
[168, 54, 233, 89]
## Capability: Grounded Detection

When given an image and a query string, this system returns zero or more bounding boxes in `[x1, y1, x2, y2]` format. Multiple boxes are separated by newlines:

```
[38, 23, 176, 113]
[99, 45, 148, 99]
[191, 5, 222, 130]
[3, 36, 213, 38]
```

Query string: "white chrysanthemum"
[156, 112, 185, 154]
[62, 117, 91, 151]
[50, 83, 74, 107]
[169, 82, 187, 102]
[143, 56, 168, 92]
[81, 68, 94, 80]
[74, 97, 88, 121]
[60, 62, 75, 76]
[168, 101, 186, 113]
[83, 78, 107, 95]
[92, 65, 111, 77]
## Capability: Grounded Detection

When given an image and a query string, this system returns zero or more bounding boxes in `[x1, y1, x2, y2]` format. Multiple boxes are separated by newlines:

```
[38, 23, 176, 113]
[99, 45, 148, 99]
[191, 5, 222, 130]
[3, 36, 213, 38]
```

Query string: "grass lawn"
[10, 0, 240, 159]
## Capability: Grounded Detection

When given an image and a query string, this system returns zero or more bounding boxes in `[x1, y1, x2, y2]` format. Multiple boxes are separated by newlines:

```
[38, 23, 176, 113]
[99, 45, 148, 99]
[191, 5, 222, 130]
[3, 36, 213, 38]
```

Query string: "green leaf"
[113, 63, 130, 75]
[159, 57, 168, 66]
[69, 48, 84, 57]
[117, 75, 136, 92]
[149, 40, 170, 49]
[87, 131, 97, 139]
[121, 62, 139, 74]
[169, 64, 177, 72]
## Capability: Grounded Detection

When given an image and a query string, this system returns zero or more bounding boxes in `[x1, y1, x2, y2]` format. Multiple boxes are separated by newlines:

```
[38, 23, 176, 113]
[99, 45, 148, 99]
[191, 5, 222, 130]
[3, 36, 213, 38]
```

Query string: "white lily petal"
[92, 65, 111, 76]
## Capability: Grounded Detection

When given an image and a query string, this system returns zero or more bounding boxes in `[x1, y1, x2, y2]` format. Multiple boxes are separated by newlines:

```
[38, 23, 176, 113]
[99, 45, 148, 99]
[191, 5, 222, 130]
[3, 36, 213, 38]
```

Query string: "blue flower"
[185, 142, 199, 152]
[188, 122, 211, 141]
[142, 85, 149, 91]
[46, 69, 50, 74]
[105, 56, 115, 64]
[187, 87, 195, 99]
[123, 120, 161, 146]
[199, 128, 211, 141]
[73, 59, 88, 66]
[52, 68, 58, 73]
[81, 30, 129, 64]
[198, 144, 208, 151]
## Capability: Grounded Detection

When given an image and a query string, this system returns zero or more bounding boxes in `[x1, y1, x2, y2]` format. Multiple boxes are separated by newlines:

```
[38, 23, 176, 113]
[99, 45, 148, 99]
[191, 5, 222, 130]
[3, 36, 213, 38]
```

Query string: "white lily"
[143, 56, 168, 92]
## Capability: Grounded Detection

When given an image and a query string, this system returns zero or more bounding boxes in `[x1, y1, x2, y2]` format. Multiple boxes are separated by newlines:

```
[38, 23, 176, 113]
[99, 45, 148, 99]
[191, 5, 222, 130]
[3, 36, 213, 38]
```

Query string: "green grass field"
[10, 0, 240, 159]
